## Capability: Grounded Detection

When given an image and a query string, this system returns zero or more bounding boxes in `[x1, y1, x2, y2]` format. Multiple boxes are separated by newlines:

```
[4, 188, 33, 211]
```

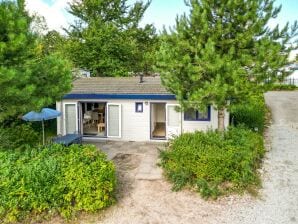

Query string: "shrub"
[0, 144, 116, 223]
[270, 84, 297, 91]
[0, 123, 39, 149]
[230, 95, 266, 133]
[160, 127, 265, 199]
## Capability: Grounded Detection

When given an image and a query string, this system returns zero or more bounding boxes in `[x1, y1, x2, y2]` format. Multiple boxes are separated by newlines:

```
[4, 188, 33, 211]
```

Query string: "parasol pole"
[42, 119, 45, 145]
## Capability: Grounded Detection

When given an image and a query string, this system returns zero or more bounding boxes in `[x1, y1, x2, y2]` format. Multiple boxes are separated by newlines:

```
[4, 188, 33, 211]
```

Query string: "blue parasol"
[22, 108, 61, 145]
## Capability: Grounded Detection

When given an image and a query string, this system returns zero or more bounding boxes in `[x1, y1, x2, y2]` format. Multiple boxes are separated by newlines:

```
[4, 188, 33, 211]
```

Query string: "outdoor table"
[53, 134, 82, 146]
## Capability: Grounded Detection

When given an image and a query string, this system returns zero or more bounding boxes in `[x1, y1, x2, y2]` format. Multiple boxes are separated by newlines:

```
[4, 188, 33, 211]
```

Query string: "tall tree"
[41, 30, 66, 55]
[65, 0, 157, 76]
[0, 0, 72, 121]
[157, 0, 298, 131]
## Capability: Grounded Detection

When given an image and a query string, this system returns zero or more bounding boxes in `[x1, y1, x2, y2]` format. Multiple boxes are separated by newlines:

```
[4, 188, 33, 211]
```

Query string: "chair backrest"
[84, 113, 91, 119]
[92, 112, 98, 120]
[85, 111, 92, 115]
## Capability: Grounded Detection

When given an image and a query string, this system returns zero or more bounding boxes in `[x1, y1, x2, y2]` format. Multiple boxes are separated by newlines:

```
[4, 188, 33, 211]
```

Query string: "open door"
[107, 103, 121, 138]
[64, 103, 78, 134]
[150, 103, 166, 139]
[77, 103, 82, 134]
[166, 104, 181, 139]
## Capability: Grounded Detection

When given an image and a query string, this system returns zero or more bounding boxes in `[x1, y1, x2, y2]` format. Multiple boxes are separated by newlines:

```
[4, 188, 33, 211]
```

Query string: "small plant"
[230, 95, 266, 133]
[160, 127, 265, 199]
[0, 144, 116, 223]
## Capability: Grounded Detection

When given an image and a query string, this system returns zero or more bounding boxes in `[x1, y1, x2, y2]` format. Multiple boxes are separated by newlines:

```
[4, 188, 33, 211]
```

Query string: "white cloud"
[25, 0, 73, 33]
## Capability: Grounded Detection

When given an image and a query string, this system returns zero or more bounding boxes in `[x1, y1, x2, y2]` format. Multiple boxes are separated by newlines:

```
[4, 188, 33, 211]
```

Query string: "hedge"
[230, 95, 266, 133]
[0, 144, 116, 223]
[160, 127, 265, 199]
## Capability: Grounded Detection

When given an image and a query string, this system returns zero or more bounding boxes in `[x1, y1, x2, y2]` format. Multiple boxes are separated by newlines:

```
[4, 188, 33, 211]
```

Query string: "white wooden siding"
[182, 106, 229, 133]
[56, 99, 229, 141]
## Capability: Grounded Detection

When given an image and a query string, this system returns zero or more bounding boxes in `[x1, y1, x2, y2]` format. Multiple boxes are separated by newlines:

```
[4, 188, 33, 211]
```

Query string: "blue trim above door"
[63, 93, 176, 100]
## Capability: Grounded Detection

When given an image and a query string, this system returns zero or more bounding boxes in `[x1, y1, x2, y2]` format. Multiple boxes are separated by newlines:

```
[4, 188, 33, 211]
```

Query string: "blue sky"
[26, 0, 298, 32]
[138, 0, 298, 31]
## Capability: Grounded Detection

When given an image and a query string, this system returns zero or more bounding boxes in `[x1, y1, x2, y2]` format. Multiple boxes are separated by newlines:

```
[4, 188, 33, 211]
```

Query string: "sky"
[25, 0, 298, 33]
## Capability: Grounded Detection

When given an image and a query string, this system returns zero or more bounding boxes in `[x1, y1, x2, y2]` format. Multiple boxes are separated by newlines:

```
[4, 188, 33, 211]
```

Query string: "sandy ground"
[47, 91, 298, 224]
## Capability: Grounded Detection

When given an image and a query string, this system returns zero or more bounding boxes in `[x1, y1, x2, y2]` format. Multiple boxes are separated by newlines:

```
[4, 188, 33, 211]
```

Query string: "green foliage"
[0, 123, 39, 149]
[157, 0, 298, 129]
[40, 30, 66, 55]
[0, 144, 116, 223]
[65, 0, 158, 76]
[230, 95, 266, 133]
[160, 127, 265, 199]
[270, 83, 298, 90]
[0, 0, 72, 121]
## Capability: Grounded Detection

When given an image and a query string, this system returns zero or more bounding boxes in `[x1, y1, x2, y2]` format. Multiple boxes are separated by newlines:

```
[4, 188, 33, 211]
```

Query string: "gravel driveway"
[47, 91, 298, 224]
[220, 91, 298, 224]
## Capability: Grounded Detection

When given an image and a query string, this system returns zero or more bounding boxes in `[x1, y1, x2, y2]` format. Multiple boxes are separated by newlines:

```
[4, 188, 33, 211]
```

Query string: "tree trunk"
[218, 108, 225, 132]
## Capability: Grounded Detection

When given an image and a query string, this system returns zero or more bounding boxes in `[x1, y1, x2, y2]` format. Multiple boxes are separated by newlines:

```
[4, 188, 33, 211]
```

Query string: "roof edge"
[63, 93, 176, 100]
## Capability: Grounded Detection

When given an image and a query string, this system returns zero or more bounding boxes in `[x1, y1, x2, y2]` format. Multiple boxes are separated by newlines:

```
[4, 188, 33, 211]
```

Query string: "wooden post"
[218, 108, 225, 132]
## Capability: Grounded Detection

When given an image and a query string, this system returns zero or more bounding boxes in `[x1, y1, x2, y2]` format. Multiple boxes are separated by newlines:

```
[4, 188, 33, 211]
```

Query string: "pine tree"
[0, 0, 72, 121]
[65, 0, 157, 76]
[41, 30, 66, 55]
[157, 0, 298, 131]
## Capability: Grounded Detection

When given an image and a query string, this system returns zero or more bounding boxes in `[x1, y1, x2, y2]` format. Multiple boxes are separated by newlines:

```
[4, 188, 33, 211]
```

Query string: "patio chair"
[91, 112, 99, 124]
[97, 122, 105, 133]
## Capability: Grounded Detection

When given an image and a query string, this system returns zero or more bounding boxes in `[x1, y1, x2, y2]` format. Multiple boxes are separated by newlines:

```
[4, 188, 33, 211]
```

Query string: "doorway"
[150, 103, 166, 139]
[81, 102, 106, 137]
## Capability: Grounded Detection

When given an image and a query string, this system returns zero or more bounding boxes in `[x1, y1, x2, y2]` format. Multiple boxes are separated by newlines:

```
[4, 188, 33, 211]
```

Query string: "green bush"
[0, 144, 116, 223]
[230, 95, 266, 133]
[271, 84, 297, 90]
[0, 123, 39, 149]
[160, 127, 265, 199]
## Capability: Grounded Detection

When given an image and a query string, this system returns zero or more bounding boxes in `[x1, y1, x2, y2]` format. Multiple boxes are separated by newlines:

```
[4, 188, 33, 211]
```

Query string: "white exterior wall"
[182, 106, 229, 133]
[56, 99, 229, 142]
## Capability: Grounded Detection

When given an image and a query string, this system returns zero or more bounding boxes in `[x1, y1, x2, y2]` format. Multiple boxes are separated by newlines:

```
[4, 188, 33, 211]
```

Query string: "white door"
[77, 103, 83, 134]
[64, 103, 78, 134]
[107, 103, 121, 138]
[166, 104, 181, 139]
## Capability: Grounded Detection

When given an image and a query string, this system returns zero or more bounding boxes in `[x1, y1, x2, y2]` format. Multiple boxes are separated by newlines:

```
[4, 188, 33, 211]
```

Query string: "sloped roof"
[70, 76, 172, 95]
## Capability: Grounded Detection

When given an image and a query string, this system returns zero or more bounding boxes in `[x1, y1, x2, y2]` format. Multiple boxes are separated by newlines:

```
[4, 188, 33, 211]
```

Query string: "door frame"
[79, 101, 108, 138]
[166, 103, 181, 139]
[106, 103, 122, 138]
[63, 102, 78, 135]
[150, 102, 167, 140]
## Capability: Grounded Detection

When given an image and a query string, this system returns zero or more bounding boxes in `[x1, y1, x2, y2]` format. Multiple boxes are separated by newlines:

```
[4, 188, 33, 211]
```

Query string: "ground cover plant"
[0, 144, 116, 223]
[160, 127, 265, 199]
[230, 95, 267, 133]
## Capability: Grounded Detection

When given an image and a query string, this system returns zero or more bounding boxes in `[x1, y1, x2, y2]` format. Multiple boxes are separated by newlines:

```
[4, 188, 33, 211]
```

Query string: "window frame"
[135, 102, 143, 113]
[184, 106, 211, 121]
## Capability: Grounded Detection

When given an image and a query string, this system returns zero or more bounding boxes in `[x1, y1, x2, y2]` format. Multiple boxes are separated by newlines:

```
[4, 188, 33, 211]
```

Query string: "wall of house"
[181, 106, 229, 133]
[56, 99, 229, 141]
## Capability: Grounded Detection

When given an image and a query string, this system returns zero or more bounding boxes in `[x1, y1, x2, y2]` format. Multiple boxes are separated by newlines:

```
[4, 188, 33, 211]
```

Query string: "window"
[135, 102, 143, 113]
[184, 106, 210, 121]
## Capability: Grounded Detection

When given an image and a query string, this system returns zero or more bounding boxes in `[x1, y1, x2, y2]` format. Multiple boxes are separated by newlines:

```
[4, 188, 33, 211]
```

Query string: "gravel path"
[47, 91, 298, 224]
[220, 91, 298, 224]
